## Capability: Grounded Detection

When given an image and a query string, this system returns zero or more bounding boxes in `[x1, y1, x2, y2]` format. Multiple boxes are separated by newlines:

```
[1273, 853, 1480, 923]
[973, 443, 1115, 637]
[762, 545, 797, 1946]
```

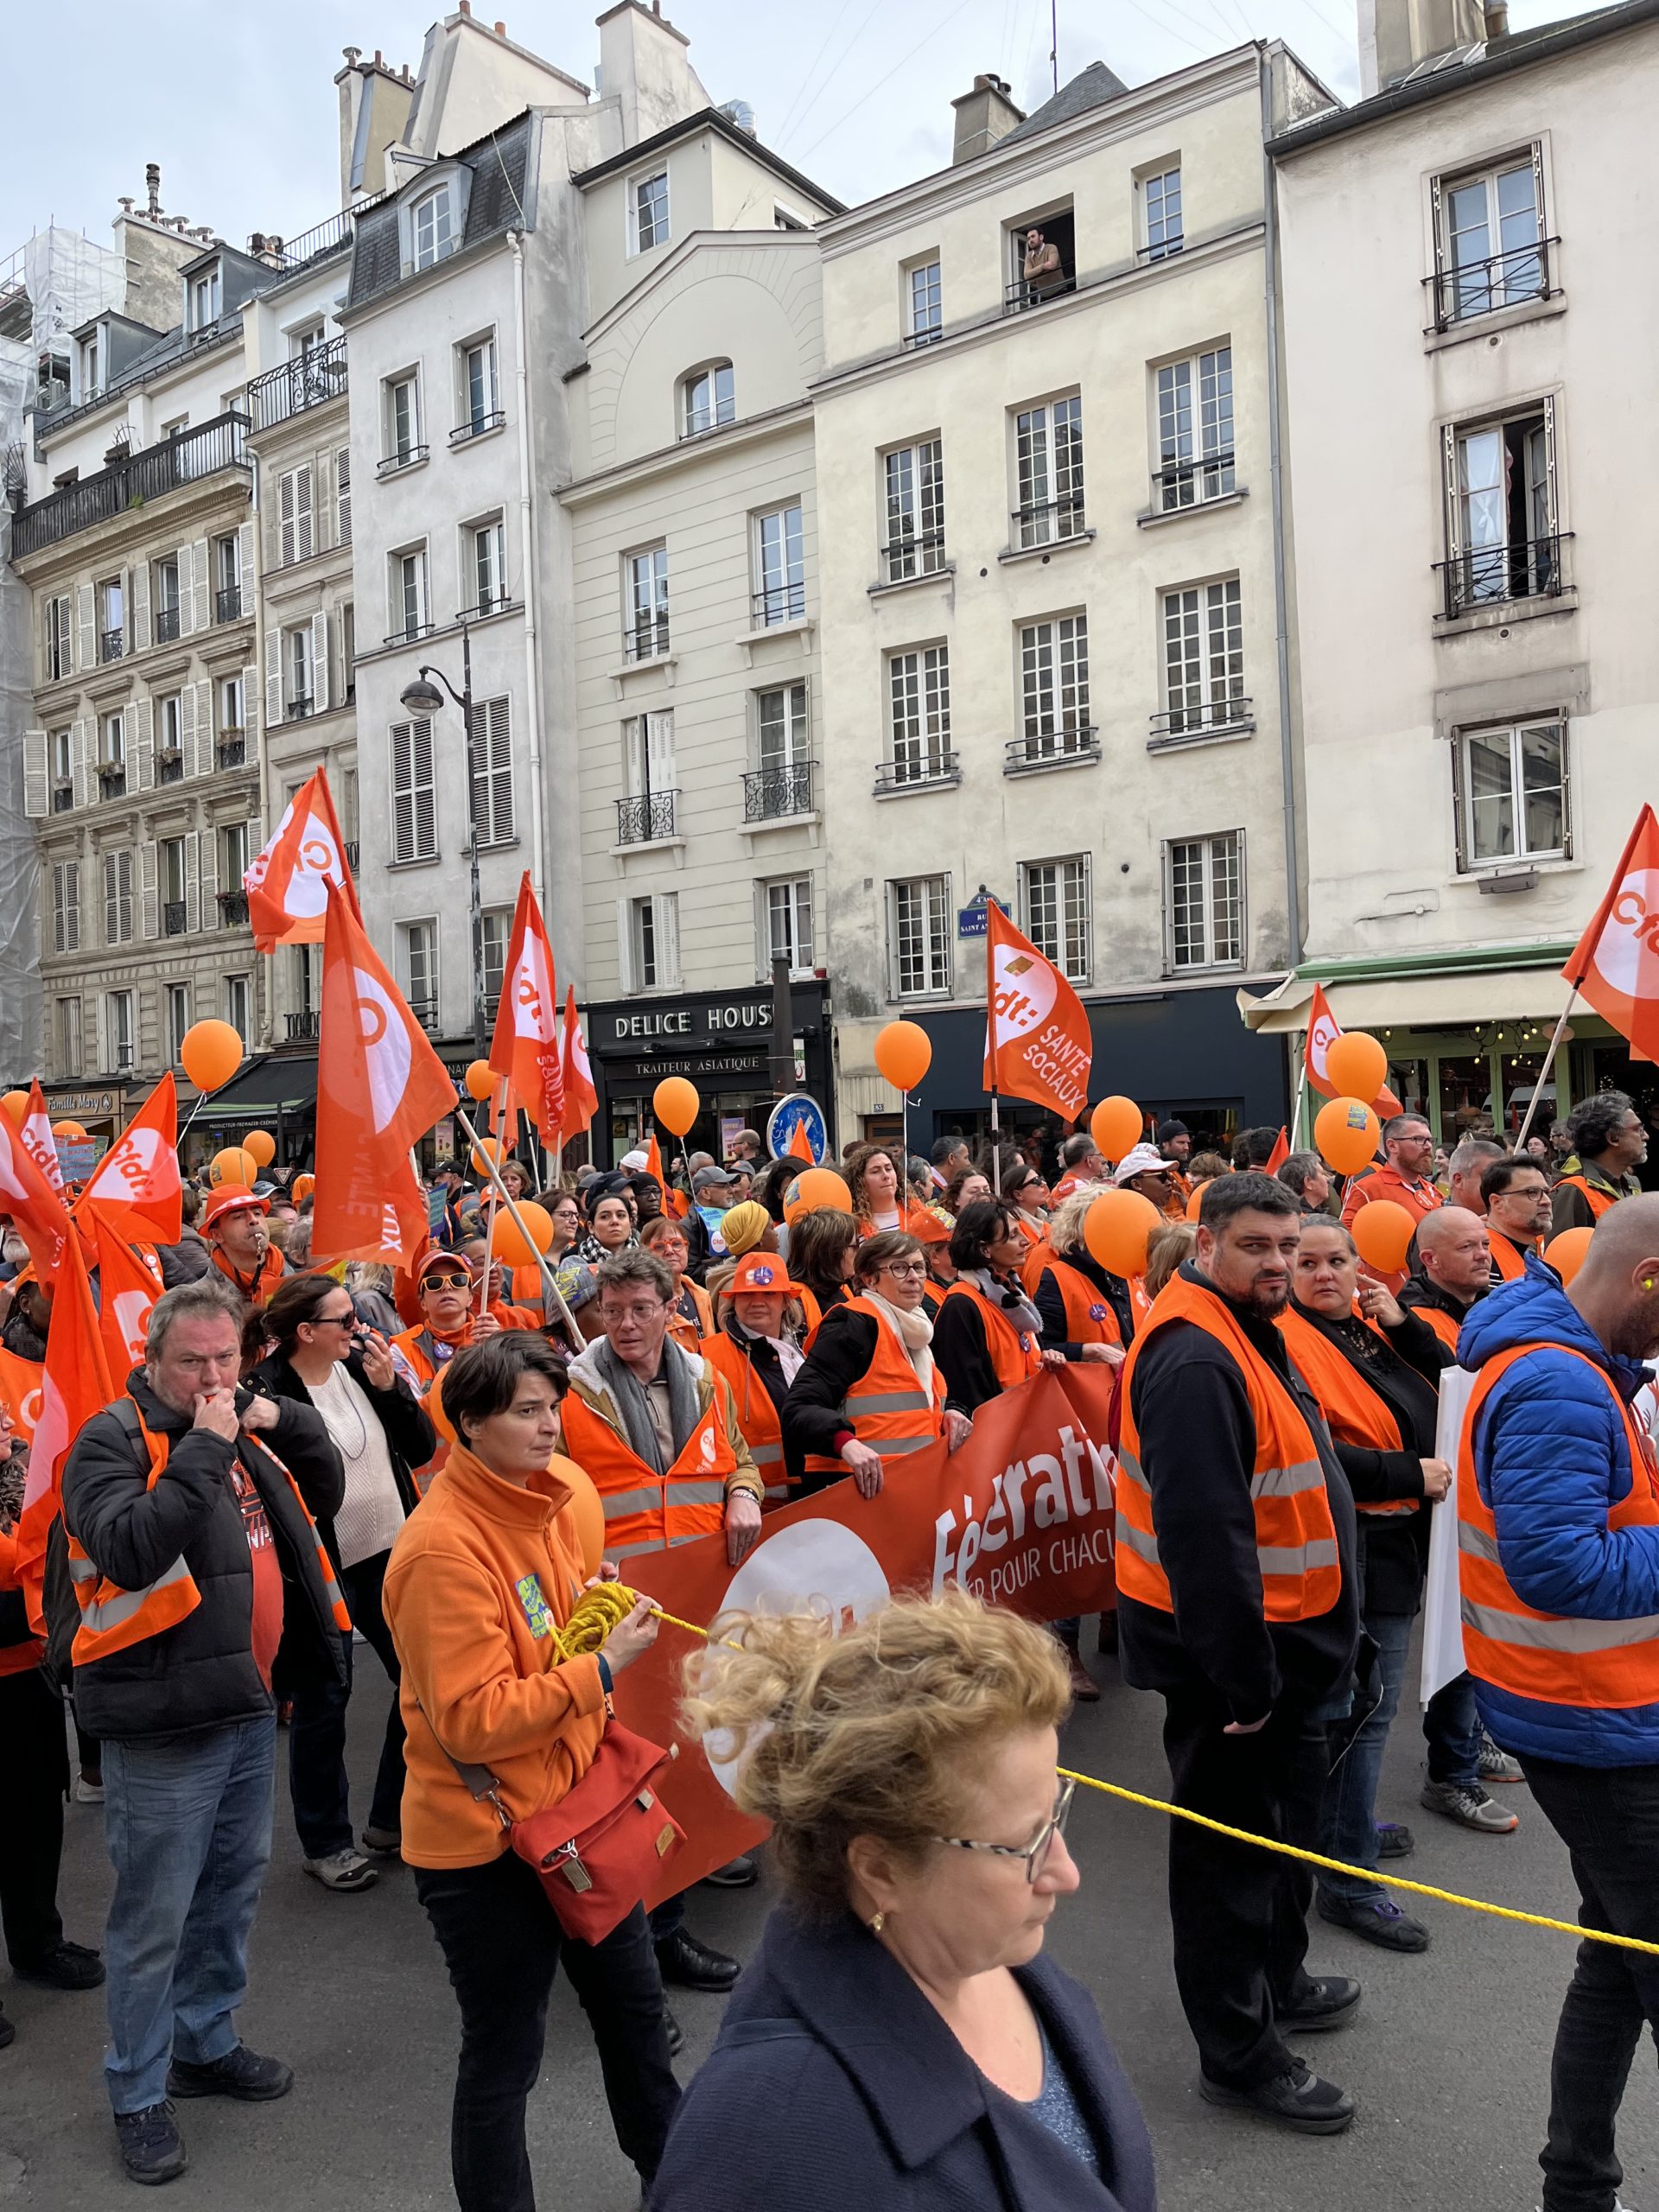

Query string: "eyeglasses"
[936, 1779, 1076, 1885]
[419, 1272, 469, 1294]
[313, 1311, 357, 1331]
[878, 1260, 928, 1281]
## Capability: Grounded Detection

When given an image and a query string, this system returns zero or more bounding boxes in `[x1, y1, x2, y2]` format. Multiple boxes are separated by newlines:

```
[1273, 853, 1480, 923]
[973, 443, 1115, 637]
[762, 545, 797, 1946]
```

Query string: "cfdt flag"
[487, 874, 565, 1148]
[0, 1109, 73, 1287]
[982, 902, 1092, 1120]
[93, 1218, 162, 1381]
[16, 1234, 113, 1633]
[1303, 983, 1402, 1116]
[560, 986, 599, 1138]
[313, 881, 456, 1273]
[21, 1081, 64, 1193]
[1564, 805, 1659, 1062]
[244, 767, 359, 952]
[76, 1074, 182, 1247]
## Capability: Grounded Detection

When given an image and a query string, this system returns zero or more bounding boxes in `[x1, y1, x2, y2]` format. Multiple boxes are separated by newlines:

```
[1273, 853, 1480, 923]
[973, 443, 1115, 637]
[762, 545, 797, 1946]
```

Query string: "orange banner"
[613, 1363, 1118, 1904]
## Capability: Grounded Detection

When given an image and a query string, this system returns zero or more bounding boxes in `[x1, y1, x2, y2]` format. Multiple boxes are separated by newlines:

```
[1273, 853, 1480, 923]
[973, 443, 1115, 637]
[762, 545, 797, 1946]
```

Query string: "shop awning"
[1238, 963, 1574, 1036]
[188, 1055, 319, 1123]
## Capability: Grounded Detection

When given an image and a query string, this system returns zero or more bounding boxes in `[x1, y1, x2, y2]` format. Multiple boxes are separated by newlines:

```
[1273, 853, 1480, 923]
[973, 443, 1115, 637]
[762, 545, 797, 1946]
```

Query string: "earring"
[868, 1911, 885, 1936]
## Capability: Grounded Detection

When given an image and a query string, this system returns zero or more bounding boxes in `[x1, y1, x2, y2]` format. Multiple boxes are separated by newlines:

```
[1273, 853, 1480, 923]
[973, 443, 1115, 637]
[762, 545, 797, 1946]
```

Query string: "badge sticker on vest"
[701, 1422, 718, 1466]
[750, 1263, 776, 1287]
[1088, 1303, 1107, 1322]
[1019, 1333, 1031, 1352]
[516, 1573, 555, 1640]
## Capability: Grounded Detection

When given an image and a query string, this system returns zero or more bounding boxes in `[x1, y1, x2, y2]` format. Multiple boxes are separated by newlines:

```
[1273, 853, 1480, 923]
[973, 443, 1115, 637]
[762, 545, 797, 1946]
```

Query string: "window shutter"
[94, 992, 107, 1075]
[72, 717, 92, 810]
[624, 715, 646, 798]
[1450, 734, 1468, 872]
[190, 539, 209, 633]
[336, 447, 352, 545]
[279, 468, 296, 565]
[140, 841, 158, 941]
[22, 729, 48, 818]
[103, 851, 117, 944]
[392, 722, 413, 861]
[264, 627, 282, 731]
[132, 560, 151, 652]
[647, 709, 675, 790]
[243, 661, 259, 742]
[411, 716, 435, 856]
[654, 893, 680, 990]
[315, 448, 334, 550]
[1541, 392, 1559, 535]
[76, 584, 94, 669]
[185, 830, 201, 934]
[66, 861, 81, 955]
[132, 696, 155, 791]
[296, 464, 315, 559]
[180, 682, 199, 778]
[1440, 423, 1462, 561]
[311, 610, 330, 714]
[616, 896, 636, 995]
[238, 520, 254, 594]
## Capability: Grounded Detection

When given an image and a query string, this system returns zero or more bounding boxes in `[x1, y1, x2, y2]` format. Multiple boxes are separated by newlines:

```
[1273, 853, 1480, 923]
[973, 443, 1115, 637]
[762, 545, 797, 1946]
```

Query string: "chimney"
[1357, 0, 1484, 95]
[950, 73, 1024, 165]
[145, 162, 162, 218]
[1483, 0, 1510, 36]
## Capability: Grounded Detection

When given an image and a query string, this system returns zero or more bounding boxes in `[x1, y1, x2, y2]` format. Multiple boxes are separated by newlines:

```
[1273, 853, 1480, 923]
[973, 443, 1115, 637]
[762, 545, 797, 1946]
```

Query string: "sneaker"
[1199, 2056, 1355, 2134]
[1421, 1779, 1519, 1834]
[1317, 1894, 1430, 1952]
[1376, 1821, 1415, 1859]
[1478, 1732, 1524, 1785]
[1063, 1648, 1101, 1704]
[115, 2102, 188, 2184]
[167, 2045, 293, 2102]
[359, 1827, 403, 1857]
[302, 1847, 378, 1891]
[12, 1938, 105, 1990]
[1276, 1974, 1362, 2032]
[74, 1775, 105, 1804]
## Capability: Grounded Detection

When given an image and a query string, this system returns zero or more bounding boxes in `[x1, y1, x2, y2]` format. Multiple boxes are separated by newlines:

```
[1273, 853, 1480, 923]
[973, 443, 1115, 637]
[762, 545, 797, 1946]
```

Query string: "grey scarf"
[591, 1334, 702, 1476]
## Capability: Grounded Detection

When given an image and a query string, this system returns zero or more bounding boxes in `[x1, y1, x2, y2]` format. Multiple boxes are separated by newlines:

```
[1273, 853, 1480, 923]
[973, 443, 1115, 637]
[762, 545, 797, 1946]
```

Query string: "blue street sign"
[766, 1092, 828, 1164]
[957, 890, 1009, 938]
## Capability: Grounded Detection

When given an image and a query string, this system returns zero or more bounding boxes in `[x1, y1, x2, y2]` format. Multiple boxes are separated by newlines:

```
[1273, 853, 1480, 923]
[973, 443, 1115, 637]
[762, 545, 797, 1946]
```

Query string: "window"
[154, 556, 181, 642]
[391, 717, 437, 862]
[161, 837, 188, 935]
[99, 577, 124, 662]
[1020, 615, 1090, 753]
[105, 989, 135, 1072]
[221, 822, 250, 886]
[79, 330, 101, 398]
[214, 531, 242, 620]
[99, 710, 127, 795]
[161, 413, 189, 442]
[625, 546, 670, 659]
[620, 709, 676, 842]
[166, 984, 190, 1065]
[1441, 404, 1562, 616]
[748, 685, 811, 819]
[49, 728, 73, 811]
[882, 439, 945, 582]
[1014, 395, 1084, 547]
[631, 169, 669, 253]
[278, 464, 314, 564]
[52, 861, 79, 954]
[290, 322, 325, 361]
[459, 336, 499, 435]
[157, 694, 183, 779]
[1436, 151, 1544, 324]
[341, 604, 356, 702]
[764, 877, 814, 976]
[1141, 165, 1183, 261]
[103, 850, 133, 945]
[188, 267, 220, 329]
[468, 696, 515, 847]
[1455, 718, 1567, 869]
[45, 594, 71, 682]
[225, 974, 251, 1042]
[683, 362, 734, 437]
[775, 204, 809, 232]
[1160, 579, 1246, 737]
[1156, 346, 1234, 511]
[906, 257, 942, 345]
[889, 875, 951, 999]
[57, 998, 83, 1078]
[1166, 830, 1243, 970]
[412, 186, 454, 270]
[753, 503, 804, 626]
[623, 893, 679, 992]
[219, 673, 245, 735]
[468, 518, 507, 615]
[887, 647, 953, 786]
[1006, 208, 1076, 311]
[400, 920, 440, 1028]
[1020, 857, 1091, 985]
[480, 908, 511, 1007]
[285, 626, 315, 718]
[385, 372, 423, 468]
[391, 547, 429, 643]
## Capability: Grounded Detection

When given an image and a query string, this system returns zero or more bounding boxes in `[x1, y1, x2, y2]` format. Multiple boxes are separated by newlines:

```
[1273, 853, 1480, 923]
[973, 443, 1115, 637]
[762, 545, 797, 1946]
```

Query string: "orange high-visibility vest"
[666, 1281, 714, 1357]
[1117, 1272, 1342, 1620]
[1035, 1256, 1123, 1348]
[802, 1296, 947, 1477]
[1408, 1300, 1465, 1353]
[1557, 1174, 1620, 1223]
[1459, 1343, 1659, 1708]
[1489, 1232, 1534, 1284]
[701, 1332, 791, 1503]
[1019, 1237, 1055, 1298]
[941, 1278, 1044, 1391]
[1278, 1306, 1415, 1517]
[560, 1384, 737, 1559]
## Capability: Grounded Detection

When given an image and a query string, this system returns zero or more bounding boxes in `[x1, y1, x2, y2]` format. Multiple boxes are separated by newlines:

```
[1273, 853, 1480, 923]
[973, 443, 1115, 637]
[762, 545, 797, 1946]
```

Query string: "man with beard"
[1116, 1173, 1362, 2135]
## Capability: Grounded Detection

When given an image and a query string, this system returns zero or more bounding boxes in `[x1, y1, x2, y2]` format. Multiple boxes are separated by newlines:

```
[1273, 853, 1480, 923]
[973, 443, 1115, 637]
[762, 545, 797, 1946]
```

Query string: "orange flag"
[16, 1233, 114, 1633]
[786, 1118, 816, 1165]
[22, 1080, 64, 1193]
[0, 1349, 43, 1450]
[982, 902, 1091, 1121]
[645, 1132, 665, 1190]
[94, 1218, 162, 1382]
[0, 1103, 74, 1287]
[1266, 1126, 1290, 1173]
[1564, 805, 1659, 1060]
[244, 766, 359, 953]
[74, 1074, 182, 1246]
[560, 986, 599, 1139]
[313, 881, 457, 1274]
[488, 874, 565, 1150]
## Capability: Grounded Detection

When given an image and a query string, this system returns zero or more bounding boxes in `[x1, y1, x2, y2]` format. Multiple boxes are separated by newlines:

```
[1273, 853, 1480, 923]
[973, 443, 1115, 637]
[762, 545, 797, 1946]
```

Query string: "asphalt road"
[4, 1624, 1655, 2210]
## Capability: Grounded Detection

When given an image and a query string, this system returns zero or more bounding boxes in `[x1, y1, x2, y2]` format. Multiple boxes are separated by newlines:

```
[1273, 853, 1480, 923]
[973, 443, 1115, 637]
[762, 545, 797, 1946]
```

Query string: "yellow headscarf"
[720, 1200, 772, 1257]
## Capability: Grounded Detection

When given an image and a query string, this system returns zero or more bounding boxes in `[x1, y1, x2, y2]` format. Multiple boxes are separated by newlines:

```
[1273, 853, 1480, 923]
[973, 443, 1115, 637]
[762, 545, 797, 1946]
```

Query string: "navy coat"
[650, 1908, 1156, 2212]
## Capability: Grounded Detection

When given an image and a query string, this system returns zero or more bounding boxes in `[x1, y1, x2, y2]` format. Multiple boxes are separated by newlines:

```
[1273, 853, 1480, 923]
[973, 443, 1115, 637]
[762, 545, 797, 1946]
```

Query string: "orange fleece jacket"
[383, 1442, 608, 1869]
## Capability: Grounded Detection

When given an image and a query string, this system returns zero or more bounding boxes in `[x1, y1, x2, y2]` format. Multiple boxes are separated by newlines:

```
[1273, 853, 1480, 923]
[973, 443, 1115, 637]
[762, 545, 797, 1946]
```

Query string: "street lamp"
[399, 620, 484, 1057]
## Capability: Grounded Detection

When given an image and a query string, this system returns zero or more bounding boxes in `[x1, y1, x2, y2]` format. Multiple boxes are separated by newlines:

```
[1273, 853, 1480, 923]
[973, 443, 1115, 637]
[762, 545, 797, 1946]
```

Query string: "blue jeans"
[1425, 1669, 1483, 1787]
[101, 1714, 276, 2114]
[1319, 1611, 1412, 1906]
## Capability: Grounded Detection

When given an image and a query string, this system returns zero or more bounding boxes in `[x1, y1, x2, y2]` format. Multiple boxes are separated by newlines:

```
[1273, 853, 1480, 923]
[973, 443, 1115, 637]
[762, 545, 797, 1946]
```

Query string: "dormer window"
[78, 331, 101, 399]
[189, 266, 221, 332]
[413, 186, 455, 271]
[682, 362, 734, 438]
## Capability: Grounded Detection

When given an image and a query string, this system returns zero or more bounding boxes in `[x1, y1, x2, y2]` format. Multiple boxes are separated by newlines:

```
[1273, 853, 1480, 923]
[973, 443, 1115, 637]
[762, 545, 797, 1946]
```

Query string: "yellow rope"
[546, 1582, 743, 1660]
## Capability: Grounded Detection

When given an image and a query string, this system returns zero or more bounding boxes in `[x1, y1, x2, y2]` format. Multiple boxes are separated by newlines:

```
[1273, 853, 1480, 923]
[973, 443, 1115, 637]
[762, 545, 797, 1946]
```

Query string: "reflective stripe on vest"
[560, 1382, 737, 1555]
[1277, 1306, 1416, 1518]
[803, 1296, 946, 1475]
[1458, 1341, 1659, 1707]
[1116, 1273, 1343, 1621]
[942, 1280, 1045, 1392]
[701, 1332, 793, 1503]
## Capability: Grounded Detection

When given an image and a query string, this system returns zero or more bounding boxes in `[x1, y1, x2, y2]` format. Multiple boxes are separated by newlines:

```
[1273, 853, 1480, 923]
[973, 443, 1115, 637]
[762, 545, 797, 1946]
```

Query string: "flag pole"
[989, 1083, 1001, 1197]
[1514, 991, 1577, 1155]
[1290, 1041, 1310, 1151]
[453, 1103, 581, 1338]
[478, 1080, 509, 1317]
[987, 902, 1002, 1198]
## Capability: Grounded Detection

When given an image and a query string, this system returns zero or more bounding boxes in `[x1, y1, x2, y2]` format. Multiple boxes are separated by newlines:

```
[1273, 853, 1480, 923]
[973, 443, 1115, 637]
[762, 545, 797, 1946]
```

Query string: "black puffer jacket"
[61, 1371, 346, 1742]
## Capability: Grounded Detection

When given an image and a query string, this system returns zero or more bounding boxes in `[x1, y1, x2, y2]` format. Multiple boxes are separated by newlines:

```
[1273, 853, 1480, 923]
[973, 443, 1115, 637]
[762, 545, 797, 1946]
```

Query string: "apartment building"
[1255, 0, 1659, 1142]
[813, 51, 1318, 1149]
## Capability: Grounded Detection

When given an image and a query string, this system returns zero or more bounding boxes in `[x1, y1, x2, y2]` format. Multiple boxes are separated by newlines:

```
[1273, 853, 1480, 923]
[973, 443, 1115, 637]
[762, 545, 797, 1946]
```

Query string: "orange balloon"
[465, 1059, 496, 1103]
[1314, 1096, 1381, 1178]
[291, 1173, 315, 1204]
[1350, 1199, 1416, 1274]
[1084, 1189, 1161, 1279]
[51, 1120, 86, 1141]
[1545, 1225, 1594, 1285]
[873, 1020, 931, 1093]
[470, 1135, 504, 1177]
[1325, 1031, 1389, 1104]
[792, 1166, 855, 1215]
[491, 1201, 553, 1268]
[559, 1457, 607, 1580]
[0, 1091, 26, 1128]
[653, 1077, 701, 1138]
[210, 1146, 257, 1188]
[181, 1019, 244, 1095]
[244, 1128, 276, 1168]
[1090, 1096, 1144, 1162]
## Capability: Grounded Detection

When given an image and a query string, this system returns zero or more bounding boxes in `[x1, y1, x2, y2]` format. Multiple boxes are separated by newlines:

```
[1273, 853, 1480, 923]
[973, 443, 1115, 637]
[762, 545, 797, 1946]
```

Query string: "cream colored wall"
[582, 140, 715, 324]
[1274, 21, 1659, 969]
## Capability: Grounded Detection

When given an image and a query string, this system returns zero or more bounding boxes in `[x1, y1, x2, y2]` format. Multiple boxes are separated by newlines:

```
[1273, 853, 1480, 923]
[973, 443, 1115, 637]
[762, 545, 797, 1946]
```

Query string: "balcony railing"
[217, 889, 249, 926]
[99, 626, 124, 662]
[1434, 531, 1573, 620]
[157, 752, 184, 785]
[51, 784, 73, 814]
[1013, 496, 1088, 550]
[261, 194, 387, 276]
[283, 696, 313, 724]
[97, 762, 126, 798]
[874, 753, 960, 795]
[616, 791, 678, 844]
[743, 761, 815, 821]
[154, 604, 181, 643]
[1427, 237, 1556, 333]
[409, 1000, 441, 1035]
[384, 620, 434, 649]
[623, 615, 671, 663]
[1004, 270, 1077, 315]
[1154, 450, 1236, 513]
[10, 412, 251, 557]
[880, 531, 946, 585]
[162, 900, 188, 937]
[215, 582, 243, 622]
[344, 841, 359, 874]
[377, 442, 428, 478]
[752, 582, 806, 627]
[247, 335, 348, 431]
[1005, 728, 1101, 774]
[457, 594, 518, 622]
[450, 410, 505, 445]
[1149, 694, 1254, 744]
[217, 732, 247, 768]
[285, 1010, 321, 1042]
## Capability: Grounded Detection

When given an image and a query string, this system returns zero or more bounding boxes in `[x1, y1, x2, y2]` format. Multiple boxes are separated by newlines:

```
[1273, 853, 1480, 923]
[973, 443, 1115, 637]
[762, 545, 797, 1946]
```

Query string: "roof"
[570, 105, 844, 216]
[998, 60, 1131, 147]
[1270, 0, 1658, 152]
[347, 110, 536, 309]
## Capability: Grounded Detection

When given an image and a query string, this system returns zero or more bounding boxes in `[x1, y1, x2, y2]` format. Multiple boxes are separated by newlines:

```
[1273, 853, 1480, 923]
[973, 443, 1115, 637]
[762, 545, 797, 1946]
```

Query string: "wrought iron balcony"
[247, 335, 348, 430]
[157, 753, 184, 785]
[215, 583, 242, 622]
[1003, 270, 1077, 315]
[623, 614, 671, 663]
[874, 753, 960, 795]
[1004, 728, 1101, 774]
[410, 999, 440, 1035]
[217, 733, 247, 768]
[97, 762, 126, 798]
[616, 790, 677, 844]
[217, 889, 249, 926]
[902, 322, 944, 350]
[285, 1010, 321, 1042]
[742, 761, 815, 821]
[99, 626, 124, 662]
[1434, 532, 1573, 620]
[1426, 238, 1555, 332]
[283, 696, 313, 724]
[51, 784, 73, 814]
[1013, 496, 1087, 550]
[377, 442, 429, 478]
[457, 594, 518, 622]
[450, 410, 505, 445]
[162, 900, 187, 936]
[1154, 450, 1236, 513]
[1148, 694, 1255, 745]
[880, 530, 946, 585]
[154, 605, 181, 644]
[10, 412, 250, 557]
[752, 582, 806, 628]
[383, 620, 434, 649]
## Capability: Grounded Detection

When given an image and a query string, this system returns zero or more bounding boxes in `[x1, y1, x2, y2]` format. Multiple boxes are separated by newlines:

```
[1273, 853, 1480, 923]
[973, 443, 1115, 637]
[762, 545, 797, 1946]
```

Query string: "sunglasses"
[419, 1271, 470, 1293]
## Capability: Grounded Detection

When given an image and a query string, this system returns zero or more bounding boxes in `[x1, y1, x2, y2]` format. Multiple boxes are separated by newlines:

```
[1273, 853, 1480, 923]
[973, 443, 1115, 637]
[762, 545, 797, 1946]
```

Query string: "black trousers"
[288, 1549, 406, 1858]
[1160, 1685, 1330, 2087]
[1522, 1755, 1659, 2212]
[416, 1851, 679, 2212]
[0, 1665, 70, 1967]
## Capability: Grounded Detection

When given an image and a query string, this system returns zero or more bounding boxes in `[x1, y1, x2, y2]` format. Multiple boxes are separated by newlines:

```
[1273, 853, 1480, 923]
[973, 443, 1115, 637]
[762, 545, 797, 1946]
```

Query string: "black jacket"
[782, 1306, 884, 1495]
[60, 1371, 346, 1742]
[1400, 1270, 1484, 1336]
[1033, 1250, 1135, 1361]
[652, 1908, 1157, 2212]
[1119, 1263, 1360, 1723]
[931, 1279, 1034, 1416]
[249, 1348, 435, 1547]
[156, 1229, 213, 1288]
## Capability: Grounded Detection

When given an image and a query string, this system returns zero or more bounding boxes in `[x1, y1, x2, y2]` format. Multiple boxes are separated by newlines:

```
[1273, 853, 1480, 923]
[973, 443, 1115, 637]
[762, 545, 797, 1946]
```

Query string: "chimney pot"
[374, 48, 383, 65]
[1483, 0, 1509, 35]
[950, 72, 1024, 165]
[145, 162, 162, 218]
[458, 0, 470, 14]
[343, 44, 361, 64]
[495, 19, 506, 32]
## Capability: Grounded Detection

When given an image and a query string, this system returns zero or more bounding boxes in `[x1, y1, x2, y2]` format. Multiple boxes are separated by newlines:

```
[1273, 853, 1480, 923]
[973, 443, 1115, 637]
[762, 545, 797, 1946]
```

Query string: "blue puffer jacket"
[1459, 1257, 1659, 1766]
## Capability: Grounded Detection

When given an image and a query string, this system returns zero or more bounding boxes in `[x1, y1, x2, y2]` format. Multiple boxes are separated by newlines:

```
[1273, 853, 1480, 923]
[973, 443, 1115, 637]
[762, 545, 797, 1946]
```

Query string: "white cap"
[1113, 1144, 1173, 1186]
[620, 1148, 650, 1172]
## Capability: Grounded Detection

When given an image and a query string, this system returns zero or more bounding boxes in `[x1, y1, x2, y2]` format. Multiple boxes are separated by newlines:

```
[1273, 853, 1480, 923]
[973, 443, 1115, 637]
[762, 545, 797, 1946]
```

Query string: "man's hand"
[358, 1331, 397, 1391]
[1419, 1456, 1453, 1502]
[1223, 1713, 1270, 1736]
[194, 1387, 240, 1441]
[724, 1490, 762, 1566]
[238, 1393, 279, 1435]
[470, 1312, 502, 1341]
[842, 1439, 885, 1497]
[943, 1410, 973, 1454]
[1080, 1342, 1125, 1368]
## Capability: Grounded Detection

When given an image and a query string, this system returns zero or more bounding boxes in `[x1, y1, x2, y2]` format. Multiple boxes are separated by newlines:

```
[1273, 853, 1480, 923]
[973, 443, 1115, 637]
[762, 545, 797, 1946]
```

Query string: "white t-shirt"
[310, 1364, 404, 1570]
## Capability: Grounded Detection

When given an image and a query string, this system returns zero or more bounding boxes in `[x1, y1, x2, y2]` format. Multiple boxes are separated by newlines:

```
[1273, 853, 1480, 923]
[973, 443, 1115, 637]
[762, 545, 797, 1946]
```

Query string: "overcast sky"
[1, 0, 1592, 259]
